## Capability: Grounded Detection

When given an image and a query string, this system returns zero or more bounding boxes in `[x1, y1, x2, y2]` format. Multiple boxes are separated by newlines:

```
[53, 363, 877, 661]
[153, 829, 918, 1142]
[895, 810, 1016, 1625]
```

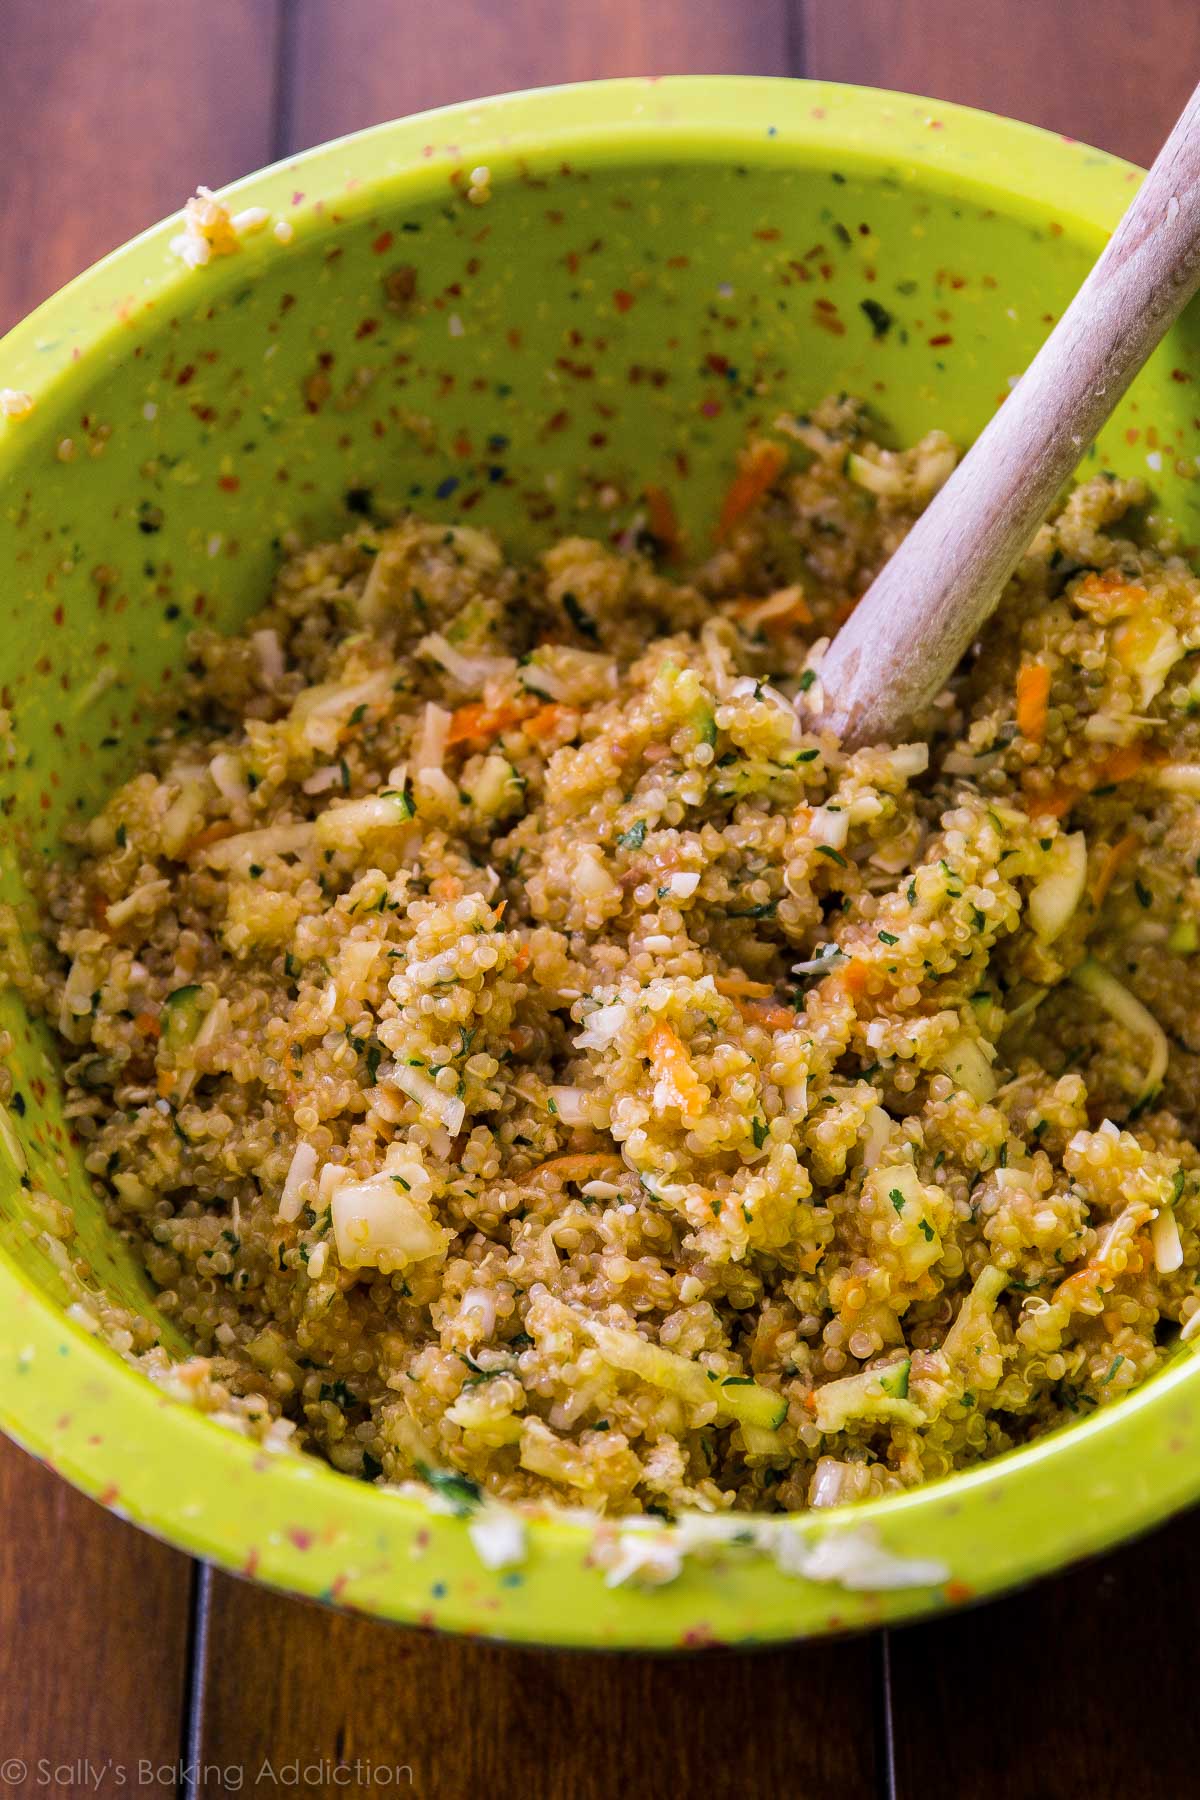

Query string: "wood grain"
[284, 0, 793, 150]
[889, 1511, 1200, 1800]
[0, 1439, 193, 1798]
[194, 1574, 878, 1800]
[807, 2, 1200, 1792]
[0, 0, 280, 334]
[0, 5, 277, 1796]
[803, 0, 1200, 167]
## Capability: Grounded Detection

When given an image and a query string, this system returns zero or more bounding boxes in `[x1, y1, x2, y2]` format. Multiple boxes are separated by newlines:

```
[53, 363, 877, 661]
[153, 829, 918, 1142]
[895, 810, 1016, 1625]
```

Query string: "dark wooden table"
[3, 4, 1200, 1796]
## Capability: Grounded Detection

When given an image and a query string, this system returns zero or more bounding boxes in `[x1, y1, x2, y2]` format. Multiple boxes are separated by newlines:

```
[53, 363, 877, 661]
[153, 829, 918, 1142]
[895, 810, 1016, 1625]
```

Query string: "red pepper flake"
[928, 333, 953, 347]
[372, 230, 394, 255]
[812, 299, 845, 337]
[613, 289, 636, 313]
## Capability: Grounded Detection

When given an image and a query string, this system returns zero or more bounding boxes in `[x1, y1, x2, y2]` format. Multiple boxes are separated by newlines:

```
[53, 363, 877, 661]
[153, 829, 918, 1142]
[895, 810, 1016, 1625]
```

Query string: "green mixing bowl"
[2, 76, 1199, 1650]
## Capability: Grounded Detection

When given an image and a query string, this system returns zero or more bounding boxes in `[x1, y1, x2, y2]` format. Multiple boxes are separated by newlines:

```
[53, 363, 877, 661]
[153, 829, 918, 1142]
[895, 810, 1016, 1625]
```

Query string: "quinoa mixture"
[17, 394, 1200, 1518]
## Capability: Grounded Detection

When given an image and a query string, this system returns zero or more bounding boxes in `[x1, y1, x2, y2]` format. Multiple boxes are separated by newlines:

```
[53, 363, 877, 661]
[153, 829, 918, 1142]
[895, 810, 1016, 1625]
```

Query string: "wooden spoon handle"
[817, 79, 1200, 748]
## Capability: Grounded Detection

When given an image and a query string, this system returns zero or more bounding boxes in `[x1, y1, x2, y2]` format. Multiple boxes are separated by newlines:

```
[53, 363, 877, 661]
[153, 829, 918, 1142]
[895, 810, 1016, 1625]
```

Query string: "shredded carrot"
[156, 1069, 177, 1099]
[1028, 742, 1157, 821]
[829, 957, 869, 999]
[1016, 662, 1052, 744]
[446, 698, 530, 747]
[493, 899, 507, 922]
[713, 973, 775, 1000]
[523, 1152, 623, 1185]
[737, 998, 799, 1031]
[797, 1247, 826, 1275]
[1090, 833, 1138, 907]
[523, 703, 572, 742]
[1100, 743, 1154, 785]
[1076, 569, 1148, 610]
[133, 1011, 161, 1040]
[726, 584, 813, 637]
[512, 945, 531, 975]
[646, 1020, 707, 1118]
[715, 441, 788, 542]
[643, 484, 682, 558]
[184, 821, 237, 854]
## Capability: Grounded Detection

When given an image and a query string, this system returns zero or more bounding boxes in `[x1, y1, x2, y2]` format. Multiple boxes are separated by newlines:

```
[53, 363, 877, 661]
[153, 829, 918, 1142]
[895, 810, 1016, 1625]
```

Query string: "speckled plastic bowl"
[3, 76, 1200, 1650]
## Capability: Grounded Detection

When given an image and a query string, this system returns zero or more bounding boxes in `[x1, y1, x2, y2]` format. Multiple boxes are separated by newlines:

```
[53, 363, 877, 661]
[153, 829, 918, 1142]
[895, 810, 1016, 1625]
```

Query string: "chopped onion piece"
[668, 871, 700, 898]
[278, 1141, 317, 1222]
[549, 1085, 591, 1125]
[388, 1061, 466, 1134]
[1152, 1205, 1183, 1274]
[415, 702, 451, 772]
[252, 628, 285, 685]
[936, 1029, 997, 1102]
[418, 632, 516, 692]
[574, 846, 618, 900]
[792, 948, 847, 976]
[331, 1172, 449, 1272]
[574, 1002, 629, 1051]
[809, 807, 849, 850]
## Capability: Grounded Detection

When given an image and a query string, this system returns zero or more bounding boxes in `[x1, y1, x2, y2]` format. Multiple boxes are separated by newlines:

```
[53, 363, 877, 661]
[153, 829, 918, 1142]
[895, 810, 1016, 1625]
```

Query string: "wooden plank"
[0, 0, 280, 333]
[803, 4, 1200, 1794]
[0, 4, 279, 1793]
[196, 1574, 879, 1799]
[888, 1512, 1200, 1800]
[0, 1439, 194, 1797]
[803, 0, 1200, 166]
[284, 0, 793, 149]
[195, 11, 880, 1799]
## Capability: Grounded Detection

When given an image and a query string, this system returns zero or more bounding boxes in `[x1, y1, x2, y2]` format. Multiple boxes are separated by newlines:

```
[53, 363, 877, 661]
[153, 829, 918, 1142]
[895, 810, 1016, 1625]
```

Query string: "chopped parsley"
[860, 298, 894, 338]
[562, 591, 600, 641]
[415, 1464, 482, 1514]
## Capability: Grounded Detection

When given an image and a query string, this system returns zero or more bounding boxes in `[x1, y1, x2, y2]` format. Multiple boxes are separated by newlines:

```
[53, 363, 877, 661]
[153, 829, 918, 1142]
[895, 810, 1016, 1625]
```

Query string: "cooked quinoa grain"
[20, 394, 1200, 1516]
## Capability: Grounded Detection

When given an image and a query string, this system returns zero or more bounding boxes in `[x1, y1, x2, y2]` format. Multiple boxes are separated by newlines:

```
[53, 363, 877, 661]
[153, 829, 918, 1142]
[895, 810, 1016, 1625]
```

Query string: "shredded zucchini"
[1070, 956, 1168, 1101]
[813, 1357, 922, 1433]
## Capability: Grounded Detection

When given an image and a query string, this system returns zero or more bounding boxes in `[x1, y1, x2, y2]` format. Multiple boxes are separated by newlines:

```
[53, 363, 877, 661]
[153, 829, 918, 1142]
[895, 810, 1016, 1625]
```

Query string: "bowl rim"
[2, 73, 1195, 1651]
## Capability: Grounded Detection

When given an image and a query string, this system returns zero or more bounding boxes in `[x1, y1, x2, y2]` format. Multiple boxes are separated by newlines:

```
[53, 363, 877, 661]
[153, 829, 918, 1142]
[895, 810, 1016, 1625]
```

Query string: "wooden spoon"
[817, 81, 1200, 748]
